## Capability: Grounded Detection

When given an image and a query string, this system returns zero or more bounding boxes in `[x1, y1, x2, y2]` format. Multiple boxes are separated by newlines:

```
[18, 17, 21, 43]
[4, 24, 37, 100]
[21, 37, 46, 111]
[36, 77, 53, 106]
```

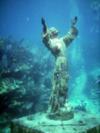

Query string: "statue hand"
[41, 17, 46, 26]
[41, 17, 47, 33]
[71, 16, 78, 26]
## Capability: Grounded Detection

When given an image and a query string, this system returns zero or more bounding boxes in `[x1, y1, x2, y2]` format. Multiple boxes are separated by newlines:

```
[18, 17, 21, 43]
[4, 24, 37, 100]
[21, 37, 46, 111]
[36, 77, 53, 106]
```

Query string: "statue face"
[49, 27, 59, 39]
[50, 32, 58, 39]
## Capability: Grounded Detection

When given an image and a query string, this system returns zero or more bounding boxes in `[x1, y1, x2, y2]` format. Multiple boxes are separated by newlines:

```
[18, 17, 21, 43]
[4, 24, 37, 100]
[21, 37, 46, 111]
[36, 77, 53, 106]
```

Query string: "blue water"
[0, 0, 100, 122]
[0, 0, 98, 40]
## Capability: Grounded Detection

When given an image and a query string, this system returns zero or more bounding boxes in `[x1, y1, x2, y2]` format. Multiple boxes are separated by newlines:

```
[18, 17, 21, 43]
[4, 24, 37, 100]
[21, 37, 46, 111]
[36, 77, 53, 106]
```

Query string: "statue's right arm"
[41, 17, 51, 49]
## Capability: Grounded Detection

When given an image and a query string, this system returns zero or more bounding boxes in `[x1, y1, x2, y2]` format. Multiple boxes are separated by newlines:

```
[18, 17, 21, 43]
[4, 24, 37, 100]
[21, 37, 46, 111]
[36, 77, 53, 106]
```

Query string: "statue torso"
[49, 38, 66, 57]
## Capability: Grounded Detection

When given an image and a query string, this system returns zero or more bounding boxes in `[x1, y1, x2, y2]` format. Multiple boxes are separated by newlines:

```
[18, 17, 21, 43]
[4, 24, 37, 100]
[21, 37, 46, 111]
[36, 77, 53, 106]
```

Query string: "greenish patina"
[42, 17, 78, 120]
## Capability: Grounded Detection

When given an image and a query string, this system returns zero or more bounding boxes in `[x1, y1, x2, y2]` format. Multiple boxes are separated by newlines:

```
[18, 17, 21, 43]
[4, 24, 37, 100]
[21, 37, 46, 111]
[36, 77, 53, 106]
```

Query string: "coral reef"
[0, 37, 53, 129]
[88, 67, 100, 113]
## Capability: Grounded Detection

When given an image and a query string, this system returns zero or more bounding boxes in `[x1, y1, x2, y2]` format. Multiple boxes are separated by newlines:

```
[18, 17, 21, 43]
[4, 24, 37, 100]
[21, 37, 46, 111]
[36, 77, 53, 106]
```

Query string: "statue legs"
[47, 56, 74, 120]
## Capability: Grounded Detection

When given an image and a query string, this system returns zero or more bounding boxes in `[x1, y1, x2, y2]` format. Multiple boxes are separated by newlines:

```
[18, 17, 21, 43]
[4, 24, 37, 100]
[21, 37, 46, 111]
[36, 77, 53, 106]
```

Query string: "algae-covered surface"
[11, 112, 100, 133]
[0, 0, 100, 133]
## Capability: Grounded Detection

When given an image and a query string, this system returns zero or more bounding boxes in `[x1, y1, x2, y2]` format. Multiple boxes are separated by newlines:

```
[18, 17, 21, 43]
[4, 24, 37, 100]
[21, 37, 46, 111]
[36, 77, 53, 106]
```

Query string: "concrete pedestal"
[10, 112, 100, 133]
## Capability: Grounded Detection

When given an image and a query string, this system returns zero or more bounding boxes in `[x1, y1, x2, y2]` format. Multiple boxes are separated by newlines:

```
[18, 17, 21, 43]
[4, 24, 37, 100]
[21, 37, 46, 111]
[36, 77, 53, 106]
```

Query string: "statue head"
[49, 27, 59, 38]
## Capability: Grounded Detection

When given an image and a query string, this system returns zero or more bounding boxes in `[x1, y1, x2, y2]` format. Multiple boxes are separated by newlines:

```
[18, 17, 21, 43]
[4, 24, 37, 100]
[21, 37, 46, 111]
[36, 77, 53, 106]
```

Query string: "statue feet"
[47, 103, 74, 120]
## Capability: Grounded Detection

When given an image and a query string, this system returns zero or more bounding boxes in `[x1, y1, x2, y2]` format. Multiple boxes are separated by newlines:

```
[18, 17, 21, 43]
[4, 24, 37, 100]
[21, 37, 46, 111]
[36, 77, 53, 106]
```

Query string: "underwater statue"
[41, 17, 78, 120]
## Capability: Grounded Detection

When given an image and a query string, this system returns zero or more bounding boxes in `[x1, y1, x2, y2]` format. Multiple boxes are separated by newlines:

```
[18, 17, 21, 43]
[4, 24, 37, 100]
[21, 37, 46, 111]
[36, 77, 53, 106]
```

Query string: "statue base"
[10, 112, 100, 133]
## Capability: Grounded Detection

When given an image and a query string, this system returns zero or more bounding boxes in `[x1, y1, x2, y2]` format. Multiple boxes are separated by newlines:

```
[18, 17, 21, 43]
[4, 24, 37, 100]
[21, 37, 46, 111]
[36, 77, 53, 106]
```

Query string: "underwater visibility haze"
[0, 0, 100, 133]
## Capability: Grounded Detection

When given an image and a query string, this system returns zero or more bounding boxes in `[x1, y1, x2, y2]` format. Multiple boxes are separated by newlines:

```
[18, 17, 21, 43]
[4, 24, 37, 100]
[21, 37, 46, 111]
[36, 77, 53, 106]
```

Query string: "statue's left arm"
[63, 17, 78, 47]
